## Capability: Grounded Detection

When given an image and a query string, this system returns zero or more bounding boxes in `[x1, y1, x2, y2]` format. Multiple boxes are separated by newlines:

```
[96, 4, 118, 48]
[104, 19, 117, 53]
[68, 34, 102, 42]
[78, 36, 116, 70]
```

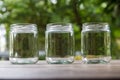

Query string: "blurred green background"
[0, 0, 120, 60]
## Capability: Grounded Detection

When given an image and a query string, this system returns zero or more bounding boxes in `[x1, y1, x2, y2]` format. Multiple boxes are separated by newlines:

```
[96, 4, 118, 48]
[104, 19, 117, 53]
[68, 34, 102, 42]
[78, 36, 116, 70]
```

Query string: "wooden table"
[0, 60, 120, 80]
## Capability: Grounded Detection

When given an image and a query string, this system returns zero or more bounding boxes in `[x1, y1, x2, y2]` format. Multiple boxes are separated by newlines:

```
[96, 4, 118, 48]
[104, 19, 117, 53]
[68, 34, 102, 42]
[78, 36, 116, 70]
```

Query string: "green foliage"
[0, 0, 120, 59]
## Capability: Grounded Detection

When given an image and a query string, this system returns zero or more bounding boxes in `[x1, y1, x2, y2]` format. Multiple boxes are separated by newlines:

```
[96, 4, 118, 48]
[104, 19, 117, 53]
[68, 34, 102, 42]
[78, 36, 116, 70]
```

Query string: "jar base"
[9, 57, 38, 64]
[82, 56, 111, 64]
[46, 57, 74, 64]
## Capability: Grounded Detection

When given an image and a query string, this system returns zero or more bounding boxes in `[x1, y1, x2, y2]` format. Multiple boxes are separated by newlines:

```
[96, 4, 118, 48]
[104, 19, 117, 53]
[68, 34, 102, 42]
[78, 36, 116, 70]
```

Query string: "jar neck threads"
[82, 22, 110, 31]
[10, 23, 37, 33]
[46, 23, 73, 32]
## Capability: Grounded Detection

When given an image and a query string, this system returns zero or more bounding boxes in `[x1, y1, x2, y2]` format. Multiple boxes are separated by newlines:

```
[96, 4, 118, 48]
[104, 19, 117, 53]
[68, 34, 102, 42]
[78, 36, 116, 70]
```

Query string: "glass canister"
[81, 22, 111, 64]
[45, 23, 75, 64]
[9, 23, 38, 64]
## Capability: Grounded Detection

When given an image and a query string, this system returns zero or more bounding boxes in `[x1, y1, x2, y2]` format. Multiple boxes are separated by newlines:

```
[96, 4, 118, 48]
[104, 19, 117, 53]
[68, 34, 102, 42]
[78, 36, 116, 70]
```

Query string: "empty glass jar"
[45, 23, 75, 64]
[81, 22, 111, 64]
[9, 23, 38, 64]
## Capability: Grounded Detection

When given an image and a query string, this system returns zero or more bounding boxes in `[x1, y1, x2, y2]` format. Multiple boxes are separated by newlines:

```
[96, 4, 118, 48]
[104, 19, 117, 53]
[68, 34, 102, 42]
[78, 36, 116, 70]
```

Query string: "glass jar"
[81, 22, 111, 64]
[9, 23, 38, 64]
[45, 23, 75, 64]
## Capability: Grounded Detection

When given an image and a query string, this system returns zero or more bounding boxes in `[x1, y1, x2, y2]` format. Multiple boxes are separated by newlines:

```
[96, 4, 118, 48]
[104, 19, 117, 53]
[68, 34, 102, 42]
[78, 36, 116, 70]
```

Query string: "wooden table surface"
[0, 60, 120, 80]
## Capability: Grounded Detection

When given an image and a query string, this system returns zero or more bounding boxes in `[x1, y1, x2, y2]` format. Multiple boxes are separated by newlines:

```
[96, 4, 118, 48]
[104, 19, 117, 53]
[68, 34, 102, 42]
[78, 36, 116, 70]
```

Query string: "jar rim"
[47, 22, 71, 27]
[11, 23, 37, 27]
[83, 22, 108, 26]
